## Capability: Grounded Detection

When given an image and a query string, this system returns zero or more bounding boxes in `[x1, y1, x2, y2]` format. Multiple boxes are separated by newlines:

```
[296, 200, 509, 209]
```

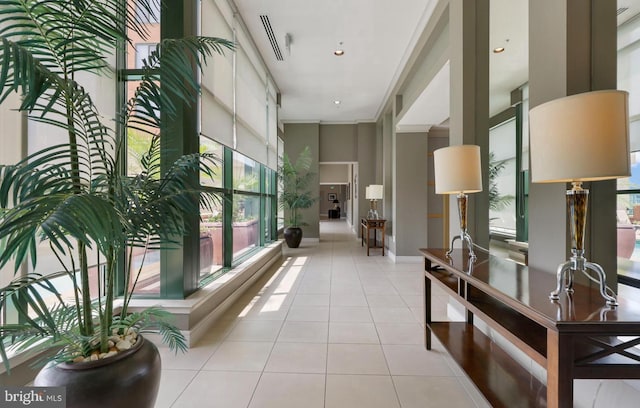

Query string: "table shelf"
[420, 248, 640, 408]
[430, 322, 547, 408]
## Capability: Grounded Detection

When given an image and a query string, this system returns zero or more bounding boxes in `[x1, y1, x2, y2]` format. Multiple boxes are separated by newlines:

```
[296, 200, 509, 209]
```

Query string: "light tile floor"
[155, 220, 490, 408]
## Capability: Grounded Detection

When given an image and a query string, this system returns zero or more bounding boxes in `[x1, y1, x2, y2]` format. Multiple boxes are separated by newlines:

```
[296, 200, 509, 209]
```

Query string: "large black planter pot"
[284, 227, 303, 248]
[34, 336, 161, 408]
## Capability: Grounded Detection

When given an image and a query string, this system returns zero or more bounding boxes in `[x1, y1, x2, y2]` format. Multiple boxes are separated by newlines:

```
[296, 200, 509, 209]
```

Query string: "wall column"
[394, 131, 429, 257]
[449, 0, 490, 249]
[528, 0, 618, 292]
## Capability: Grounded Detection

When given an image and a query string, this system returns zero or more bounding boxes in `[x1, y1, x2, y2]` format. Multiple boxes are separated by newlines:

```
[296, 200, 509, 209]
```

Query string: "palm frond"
[112, 307, 187, 353]
[123, 36, 234, 133]
[0, 0, 230, 370]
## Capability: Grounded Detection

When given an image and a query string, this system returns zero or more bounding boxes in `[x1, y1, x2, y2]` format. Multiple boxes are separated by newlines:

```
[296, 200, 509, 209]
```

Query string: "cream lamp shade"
[529, 90, 630, 183]
[433, 145, 483, 194]
[365, 185, 384, 200]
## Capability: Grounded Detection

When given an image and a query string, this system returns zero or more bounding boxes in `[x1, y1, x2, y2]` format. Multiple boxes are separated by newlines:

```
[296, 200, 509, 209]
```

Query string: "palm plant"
[0, 0, 233, 371]
[488, 151, 515, 212]
[279, 146, 316, 228]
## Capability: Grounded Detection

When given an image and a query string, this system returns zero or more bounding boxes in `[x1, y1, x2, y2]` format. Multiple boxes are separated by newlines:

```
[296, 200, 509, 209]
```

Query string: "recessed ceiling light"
[493, 47, 505, 53]
[334, 41, 345, 56]
[334, 100, 341, 105]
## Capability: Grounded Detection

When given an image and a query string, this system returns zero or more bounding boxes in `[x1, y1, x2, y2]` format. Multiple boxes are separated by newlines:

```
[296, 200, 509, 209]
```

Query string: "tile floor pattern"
[154, 220, 491, 408]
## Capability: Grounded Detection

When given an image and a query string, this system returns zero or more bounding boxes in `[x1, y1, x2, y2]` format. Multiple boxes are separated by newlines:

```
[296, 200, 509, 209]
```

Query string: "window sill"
[1, 241, 283, 382]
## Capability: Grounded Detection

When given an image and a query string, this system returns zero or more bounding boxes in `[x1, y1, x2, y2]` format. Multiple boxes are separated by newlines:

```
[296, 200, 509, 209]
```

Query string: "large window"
[489, 118, 517, 236]
[122, 0, 279, 297]
[199, 137, 225, 279]
[232, 153, 261, 261]
[617, 15, 640, 262]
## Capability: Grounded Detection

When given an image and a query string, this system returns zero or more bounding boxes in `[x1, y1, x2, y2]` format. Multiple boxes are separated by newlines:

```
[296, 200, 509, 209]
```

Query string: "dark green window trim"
[116, 2, 280, 298]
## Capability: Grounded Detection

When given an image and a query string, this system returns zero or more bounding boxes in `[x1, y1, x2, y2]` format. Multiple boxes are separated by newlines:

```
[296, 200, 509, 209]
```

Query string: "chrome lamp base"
[446, 232, 476, 260]
[549, 250, 617, 307]
[446, 193, 476, 260]
[549, 182, 617, 307]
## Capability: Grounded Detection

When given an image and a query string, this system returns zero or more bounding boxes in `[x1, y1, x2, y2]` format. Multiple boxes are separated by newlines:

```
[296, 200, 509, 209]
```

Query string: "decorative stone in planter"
[34, 336, 161, 408]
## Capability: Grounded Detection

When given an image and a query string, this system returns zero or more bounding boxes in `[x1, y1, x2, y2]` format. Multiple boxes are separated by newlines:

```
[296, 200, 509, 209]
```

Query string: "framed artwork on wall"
[328, 193, 337, 201]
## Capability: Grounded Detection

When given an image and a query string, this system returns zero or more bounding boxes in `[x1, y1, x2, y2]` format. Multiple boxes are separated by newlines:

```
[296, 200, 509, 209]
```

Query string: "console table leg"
[547, 330, 574, 408]
[425, 276, 432, 350]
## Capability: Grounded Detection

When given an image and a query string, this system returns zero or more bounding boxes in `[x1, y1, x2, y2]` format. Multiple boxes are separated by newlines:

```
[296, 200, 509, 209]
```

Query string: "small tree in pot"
[0, 0, 233, 405]
[279, 147, 316, 248]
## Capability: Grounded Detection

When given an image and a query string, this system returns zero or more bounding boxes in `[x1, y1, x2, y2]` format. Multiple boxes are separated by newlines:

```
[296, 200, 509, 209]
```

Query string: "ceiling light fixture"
[493, 47, 505, 53]
[334, 41, 345, 56]
[334, 100, 341, 105]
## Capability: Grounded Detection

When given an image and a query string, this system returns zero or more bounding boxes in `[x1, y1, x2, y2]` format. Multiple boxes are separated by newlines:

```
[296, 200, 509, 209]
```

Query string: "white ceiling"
[235, 0, 640, 127]
[234, 0, 437, 123]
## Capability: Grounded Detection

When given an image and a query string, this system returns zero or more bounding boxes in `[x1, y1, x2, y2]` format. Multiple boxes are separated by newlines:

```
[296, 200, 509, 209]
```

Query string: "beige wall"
[319, 164, 349, 184]
[394, 132, 429, 256]
[0, 92, 25, 166]
[319, 124, 357, 162]
[356, 122, 379, 235]
[427, 128, 449, 248]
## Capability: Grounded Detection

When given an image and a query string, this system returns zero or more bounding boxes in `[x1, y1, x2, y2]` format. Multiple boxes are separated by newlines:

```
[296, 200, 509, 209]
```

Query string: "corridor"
[154, 220, 488, 407]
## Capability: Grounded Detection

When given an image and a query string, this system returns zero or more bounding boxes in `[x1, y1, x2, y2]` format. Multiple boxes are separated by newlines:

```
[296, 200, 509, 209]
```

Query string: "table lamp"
[529, 90, 630, 307]
[433, 145, 483, 259]
[365, 185, 383, 219]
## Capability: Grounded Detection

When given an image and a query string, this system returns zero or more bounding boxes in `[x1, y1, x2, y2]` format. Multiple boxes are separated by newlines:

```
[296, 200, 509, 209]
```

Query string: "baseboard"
[301, 237, 320, 243]
[387, 250, 396, 262]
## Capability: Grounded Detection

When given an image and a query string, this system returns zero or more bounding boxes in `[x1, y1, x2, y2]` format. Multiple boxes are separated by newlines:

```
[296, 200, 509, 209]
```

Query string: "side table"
[360, 218, 386, 256]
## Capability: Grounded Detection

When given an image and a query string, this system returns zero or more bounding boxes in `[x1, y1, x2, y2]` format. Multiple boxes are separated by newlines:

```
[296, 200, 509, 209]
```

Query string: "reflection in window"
[489, 118, 516, 236]
[617, 17, 640, 264]
[200, 200, 224, 279]
[233, 152, 259, 192]
[233, 194, 260, 259]
[128, 247, 161, 295]
[200, 136, 224, 188]
[264, 168, 275, 242]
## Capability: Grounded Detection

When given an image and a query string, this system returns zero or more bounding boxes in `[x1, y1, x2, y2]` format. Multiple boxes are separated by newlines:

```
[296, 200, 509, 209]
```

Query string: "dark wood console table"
[361, 218, 385, 256]
[420, 248, 640, 408]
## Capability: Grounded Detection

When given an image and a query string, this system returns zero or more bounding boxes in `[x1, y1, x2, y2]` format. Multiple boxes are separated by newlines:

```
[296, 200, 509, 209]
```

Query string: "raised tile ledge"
[0, 241, 284, 384]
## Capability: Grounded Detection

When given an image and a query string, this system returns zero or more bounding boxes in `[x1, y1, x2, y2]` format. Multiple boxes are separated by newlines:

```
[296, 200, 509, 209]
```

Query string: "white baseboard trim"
[387, 250, 396, 262]
[301, 237, 320, 243]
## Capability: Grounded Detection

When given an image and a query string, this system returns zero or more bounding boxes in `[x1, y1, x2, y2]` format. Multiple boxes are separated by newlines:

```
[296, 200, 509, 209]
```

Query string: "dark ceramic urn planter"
[284, 227, 303, 248]
[34, 336, 161, 408]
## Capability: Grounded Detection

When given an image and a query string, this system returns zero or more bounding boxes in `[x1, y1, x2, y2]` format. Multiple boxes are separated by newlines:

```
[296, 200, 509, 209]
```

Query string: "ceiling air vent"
[618, 7, 629, 16]
[260, 15, 283, 61]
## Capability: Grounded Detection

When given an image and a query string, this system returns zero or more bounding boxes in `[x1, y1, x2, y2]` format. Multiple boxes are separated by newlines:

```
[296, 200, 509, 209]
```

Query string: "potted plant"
[279, 146, 316, 248]
[0, 0, 233, 406]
